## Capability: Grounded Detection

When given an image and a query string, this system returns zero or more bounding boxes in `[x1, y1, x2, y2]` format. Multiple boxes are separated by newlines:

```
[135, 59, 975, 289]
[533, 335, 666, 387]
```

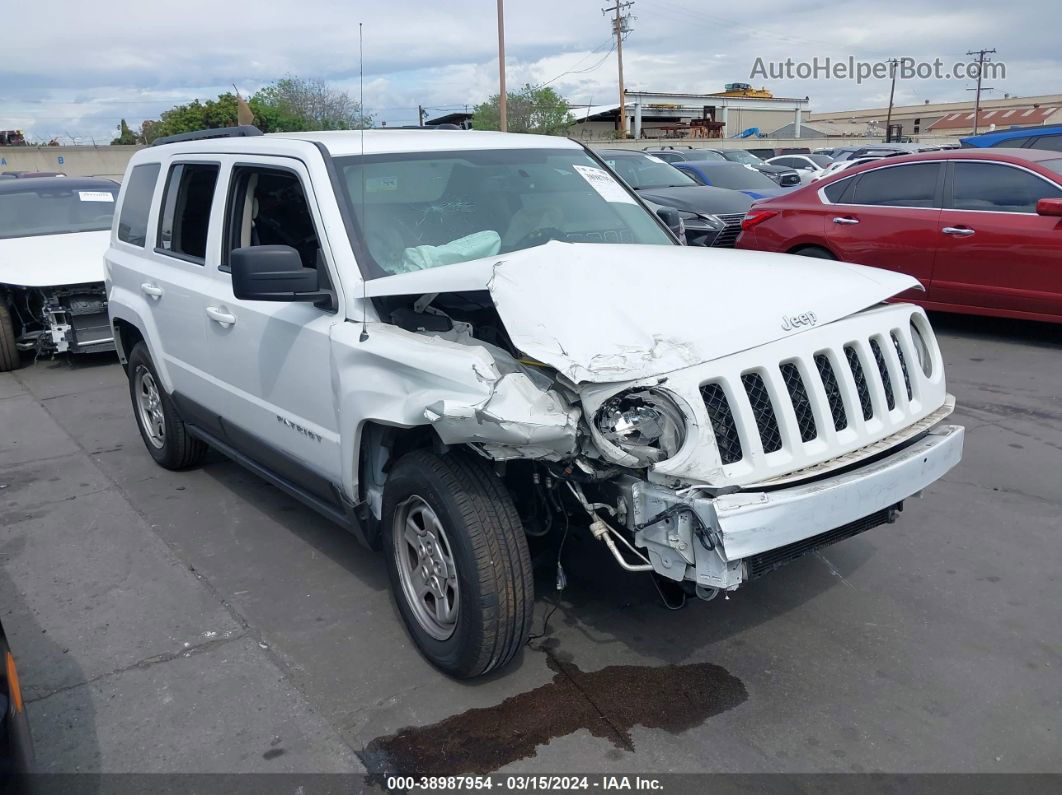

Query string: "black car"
[1, 619, 33, 782]
[599, 149, 753, 247]
[647, 147, 800, 187]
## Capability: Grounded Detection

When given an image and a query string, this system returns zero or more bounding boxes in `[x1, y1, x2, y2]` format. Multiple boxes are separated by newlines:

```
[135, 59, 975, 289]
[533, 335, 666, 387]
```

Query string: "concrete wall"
[0, 145, 141, 180]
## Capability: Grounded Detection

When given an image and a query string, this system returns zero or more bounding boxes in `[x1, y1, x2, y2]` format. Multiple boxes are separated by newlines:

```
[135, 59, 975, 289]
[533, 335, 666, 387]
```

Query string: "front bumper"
[631, 424, 964, 589]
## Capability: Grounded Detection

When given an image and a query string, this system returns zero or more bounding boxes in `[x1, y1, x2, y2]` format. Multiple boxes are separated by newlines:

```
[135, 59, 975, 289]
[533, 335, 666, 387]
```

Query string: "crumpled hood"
[0, 230, 109, 288]
[365, 241, 921, 384]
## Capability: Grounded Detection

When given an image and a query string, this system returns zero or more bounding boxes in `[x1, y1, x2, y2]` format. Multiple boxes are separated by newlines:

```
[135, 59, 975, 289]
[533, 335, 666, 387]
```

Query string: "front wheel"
[127, 342, 207, 470]
[383, 450, 534, 678]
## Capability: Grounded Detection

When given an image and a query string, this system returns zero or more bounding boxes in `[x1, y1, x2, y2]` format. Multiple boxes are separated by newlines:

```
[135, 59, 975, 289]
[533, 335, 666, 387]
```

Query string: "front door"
[931, 160, 1062, 317]
[202, 157, 344, 499]
[825, 161, 944, 296]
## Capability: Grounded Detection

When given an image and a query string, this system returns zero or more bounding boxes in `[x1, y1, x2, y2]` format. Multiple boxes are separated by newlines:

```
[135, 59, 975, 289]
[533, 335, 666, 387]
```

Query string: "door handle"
[832, 216, 859, 225]
[942, 226, 975, 236]
[140, 282, 163, 298]
[205, 306, 237, 327]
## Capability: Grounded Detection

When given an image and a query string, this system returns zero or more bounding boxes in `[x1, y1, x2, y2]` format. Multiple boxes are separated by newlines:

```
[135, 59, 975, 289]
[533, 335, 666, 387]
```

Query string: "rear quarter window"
[117, 163, 161, 246]
[822, 177, 856, 203]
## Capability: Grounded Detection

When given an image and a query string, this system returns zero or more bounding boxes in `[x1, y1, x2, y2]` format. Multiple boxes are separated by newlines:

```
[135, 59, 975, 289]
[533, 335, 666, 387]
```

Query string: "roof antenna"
[358, 21, 370, 343]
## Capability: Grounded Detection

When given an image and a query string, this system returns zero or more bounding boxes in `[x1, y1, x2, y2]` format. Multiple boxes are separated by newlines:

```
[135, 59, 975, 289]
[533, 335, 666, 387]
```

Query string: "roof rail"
[389, 124, 464, 130]
[151, 125, 263, 147]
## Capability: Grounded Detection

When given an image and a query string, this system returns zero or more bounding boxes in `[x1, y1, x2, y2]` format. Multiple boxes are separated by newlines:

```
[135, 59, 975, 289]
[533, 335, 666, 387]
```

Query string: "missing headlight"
[594, 388, 687, 466]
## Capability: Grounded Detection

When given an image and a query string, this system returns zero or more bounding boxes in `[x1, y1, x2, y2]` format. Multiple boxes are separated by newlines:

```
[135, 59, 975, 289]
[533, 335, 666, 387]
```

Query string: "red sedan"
[736, 148, 1062, 323]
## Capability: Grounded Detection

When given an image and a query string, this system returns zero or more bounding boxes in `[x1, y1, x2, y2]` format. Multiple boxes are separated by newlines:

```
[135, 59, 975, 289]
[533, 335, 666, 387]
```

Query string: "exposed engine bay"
[4, 282, 114, 357]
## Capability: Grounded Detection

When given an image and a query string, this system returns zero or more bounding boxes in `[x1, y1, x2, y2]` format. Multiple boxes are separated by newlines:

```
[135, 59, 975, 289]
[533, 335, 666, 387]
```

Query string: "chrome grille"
[844, 346, 874, 420]
[741, 372, 783, 454]
[700, 383, 743, 464]
[780, 362, 817, 442]
[710, 213, 746, 248]
[870, 339, 895, 410]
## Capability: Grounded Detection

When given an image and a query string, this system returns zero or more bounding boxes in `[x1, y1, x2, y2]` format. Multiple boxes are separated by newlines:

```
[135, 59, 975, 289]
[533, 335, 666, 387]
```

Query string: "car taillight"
[741, 209, 779, 231]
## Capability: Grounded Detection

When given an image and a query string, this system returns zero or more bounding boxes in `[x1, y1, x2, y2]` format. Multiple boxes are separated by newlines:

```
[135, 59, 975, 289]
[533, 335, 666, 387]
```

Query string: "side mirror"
[655, 206, 686, 242]
[1036, 197, 1062, 217]
[779, 172, 802, 187]
[230, 245, 333, 306]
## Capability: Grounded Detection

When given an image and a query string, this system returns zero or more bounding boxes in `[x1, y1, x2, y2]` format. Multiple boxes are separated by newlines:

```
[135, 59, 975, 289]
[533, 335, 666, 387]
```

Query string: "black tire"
[382, 450, 534, 678]
[0, 302, 20, 372]
[127, 342, 207, 470]
[793, 246, 837, 260]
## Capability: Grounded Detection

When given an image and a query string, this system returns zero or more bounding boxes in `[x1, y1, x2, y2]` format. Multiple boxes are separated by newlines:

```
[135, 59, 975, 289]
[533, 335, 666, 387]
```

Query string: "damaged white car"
[106, 128, 964, 678]
[0, 177, 119, 370]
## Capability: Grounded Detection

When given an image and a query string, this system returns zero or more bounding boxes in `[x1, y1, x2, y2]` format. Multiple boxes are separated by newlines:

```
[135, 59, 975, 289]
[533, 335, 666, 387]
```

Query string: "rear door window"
[157, 163, 220, 262]
[1028, 135, 1062, 153]
[949, 162, 1062, 213]
[117, 163, 160, 246]
[851, 163, 941, 208]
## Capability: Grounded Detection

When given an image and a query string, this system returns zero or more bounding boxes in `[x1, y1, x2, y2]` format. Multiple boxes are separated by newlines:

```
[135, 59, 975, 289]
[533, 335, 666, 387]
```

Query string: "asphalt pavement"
[0, 313, 1059, 774]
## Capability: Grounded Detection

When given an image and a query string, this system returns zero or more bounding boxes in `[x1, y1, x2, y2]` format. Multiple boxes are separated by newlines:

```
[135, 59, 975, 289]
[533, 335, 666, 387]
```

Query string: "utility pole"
[885, 58, 899, 142]
[603, 1, 634, 138]
[966, 48, 996, 135]
[497, 0, 507, 132]
[418, 105, 426, 127]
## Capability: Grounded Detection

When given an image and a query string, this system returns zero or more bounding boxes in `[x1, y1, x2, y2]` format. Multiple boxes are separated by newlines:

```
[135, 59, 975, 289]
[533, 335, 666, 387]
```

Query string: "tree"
[472, 84, 573, 135]
[111, 119, 138, 145]
[255, 76, 373, 130]
[133, 76, 373, 144]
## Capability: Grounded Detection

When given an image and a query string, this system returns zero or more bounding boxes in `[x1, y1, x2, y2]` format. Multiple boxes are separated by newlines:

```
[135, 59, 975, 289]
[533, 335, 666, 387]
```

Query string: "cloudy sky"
[3, 0, 1060, 142]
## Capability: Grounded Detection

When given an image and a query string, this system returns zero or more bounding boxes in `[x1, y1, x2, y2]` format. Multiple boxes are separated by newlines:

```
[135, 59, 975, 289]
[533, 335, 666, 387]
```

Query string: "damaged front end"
[363, 244, 963, 602]
[4, 282, 114, 357]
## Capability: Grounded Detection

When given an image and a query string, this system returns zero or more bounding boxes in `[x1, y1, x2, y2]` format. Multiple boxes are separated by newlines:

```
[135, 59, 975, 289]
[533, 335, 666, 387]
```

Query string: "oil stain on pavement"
[362, 653, 748, 776]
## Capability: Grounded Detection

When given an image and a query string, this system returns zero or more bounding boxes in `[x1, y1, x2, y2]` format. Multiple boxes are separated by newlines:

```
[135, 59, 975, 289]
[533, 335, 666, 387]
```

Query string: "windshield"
[337, 148, 674, 278]
[723, 150, 763, 165]
[601, 153, 699, 190]
[808, 155, 835, 167]
[698, 163, 778, 190]
[0, 183, 118, 239]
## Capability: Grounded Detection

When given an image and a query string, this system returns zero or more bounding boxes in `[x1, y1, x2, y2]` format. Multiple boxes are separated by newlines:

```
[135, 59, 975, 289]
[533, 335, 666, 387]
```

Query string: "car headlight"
[593, 388, 687, 466]
[910, 320, 933, 376]
[679, 212, 726, 231]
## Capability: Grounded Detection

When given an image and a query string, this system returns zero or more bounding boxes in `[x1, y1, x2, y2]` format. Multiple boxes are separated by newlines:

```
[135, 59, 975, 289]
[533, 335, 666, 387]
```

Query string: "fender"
[107, 285, 174, 393]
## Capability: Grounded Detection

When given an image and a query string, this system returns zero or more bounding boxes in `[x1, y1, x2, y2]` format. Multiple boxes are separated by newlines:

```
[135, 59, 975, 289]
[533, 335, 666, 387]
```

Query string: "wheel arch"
[787, 242, 838, 258]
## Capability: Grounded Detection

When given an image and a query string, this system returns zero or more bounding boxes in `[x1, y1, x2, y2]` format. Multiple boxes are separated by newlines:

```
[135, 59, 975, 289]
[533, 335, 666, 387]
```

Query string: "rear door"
[109, 158, 222, 418]
[931, 160, 1062, 316]
[824, 161, 944, 292]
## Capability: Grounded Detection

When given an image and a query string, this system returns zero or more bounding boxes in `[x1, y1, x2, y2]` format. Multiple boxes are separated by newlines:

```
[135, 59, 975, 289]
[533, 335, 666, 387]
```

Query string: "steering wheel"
[510, 227, 566, 251]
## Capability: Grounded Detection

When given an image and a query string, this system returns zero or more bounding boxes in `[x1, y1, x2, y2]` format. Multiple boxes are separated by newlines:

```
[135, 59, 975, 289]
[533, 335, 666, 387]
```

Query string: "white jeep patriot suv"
[106, 126, 964, 678]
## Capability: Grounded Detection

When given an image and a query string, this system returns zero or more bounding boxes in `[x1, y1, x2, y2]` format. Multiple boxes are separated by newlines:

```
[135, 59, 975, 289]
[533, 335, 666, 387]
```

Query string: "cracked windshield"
[338, 148, 672, 277]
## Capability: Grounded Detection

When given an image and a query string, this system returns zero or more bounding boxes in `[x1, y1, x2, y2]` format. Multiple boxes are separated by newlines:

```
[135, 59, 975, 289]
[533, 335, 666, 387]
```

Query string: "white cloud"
[2, 0, 1058, 141]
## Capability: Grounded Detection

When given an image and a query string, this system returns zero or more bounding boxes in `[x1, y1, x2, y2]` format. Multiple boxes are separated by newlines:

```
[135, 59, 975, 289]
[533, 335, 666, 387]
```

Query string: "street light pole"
[497, 0, 507, 132]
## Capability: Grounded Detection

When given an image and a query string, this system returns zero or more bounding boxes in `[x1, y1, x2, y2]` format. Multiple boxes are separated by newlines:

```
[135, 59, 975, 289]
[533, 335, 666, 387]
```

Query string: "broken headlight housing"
[593, 387, 687, 467]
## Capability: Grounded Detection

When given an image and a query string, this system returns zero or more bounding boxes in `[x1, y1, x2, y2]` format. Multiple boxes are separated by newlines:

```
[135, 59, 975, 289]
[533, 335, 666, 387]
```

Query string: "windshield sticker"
[78, 191, 114, 202]
[573, 165, 636, 205]
[366, 176, 398, 193]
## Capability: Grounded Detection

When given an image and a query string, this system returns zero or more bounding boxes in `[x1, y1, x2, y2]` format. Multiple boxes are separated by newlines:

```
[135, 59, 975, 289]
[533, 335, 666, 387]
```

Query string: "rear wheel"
[127, 342, 207, 469]
[383, 450, 534, 678]
[0, 303, 21, 372]
[792, 246, 837, 260]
